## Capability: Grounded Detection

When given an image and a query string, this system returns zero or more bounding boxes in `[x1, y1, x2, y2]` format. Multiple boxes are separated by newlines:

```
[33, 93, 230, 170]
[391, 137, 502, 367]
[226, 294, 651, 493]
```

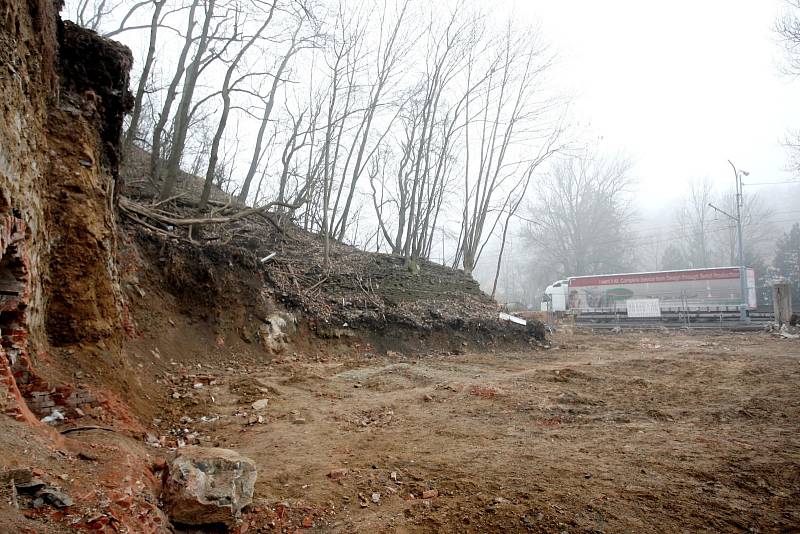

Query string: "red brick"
[422, 489, 438, 499]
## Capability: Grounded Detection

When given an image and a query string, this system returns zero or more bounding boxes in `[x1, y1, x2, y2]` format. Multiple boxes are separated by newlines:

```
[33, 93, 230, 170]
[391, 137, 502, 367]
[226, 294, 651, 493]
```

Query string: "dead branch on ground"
[119, 196, 305, 227]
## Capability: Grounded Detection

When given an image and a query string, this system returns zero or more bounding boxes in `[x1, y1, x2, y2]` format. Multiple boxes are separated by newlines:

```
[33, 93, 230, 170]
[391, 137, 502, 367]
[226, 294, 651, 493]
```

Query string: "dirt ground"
[151, 330, 800, 533]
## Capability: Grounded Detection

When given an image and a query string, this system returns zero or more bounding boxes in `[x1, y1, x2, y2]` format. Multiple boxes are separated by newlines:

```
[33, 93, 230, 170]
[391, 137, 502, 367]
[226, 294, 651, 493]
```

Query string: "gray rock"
[251, 399, 269, 411]
[163, 447, 257, 526]
[258, 312, 296, 353]
[15, 478, 47, 494]
[41, 409, 65, 425]
[39, 488, 73, 508]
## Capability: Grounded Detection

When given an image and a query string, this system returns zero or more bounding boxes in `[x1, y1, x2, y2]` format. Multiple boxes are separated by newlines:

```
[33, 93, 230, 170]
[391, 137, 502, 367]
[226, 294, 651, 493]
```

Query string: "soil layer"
[157, 331, 800, 533]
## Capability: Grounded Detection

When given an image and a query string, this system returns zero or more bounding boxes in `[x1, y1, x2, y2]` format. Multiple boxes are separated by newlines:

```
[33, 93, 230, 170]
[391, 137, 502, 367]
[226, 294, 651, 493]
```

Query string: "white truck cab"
[541, 279, 569, 312]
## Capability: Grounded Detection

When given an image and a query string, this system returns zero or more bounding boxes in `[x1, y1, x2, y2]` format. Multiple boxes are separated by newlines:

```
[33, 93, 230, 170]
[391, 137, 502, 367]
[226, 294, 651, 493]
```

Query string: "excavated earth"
[1, 1, 800, 533]
[7, 303, 800, 533]
[162, 330, 800, 534]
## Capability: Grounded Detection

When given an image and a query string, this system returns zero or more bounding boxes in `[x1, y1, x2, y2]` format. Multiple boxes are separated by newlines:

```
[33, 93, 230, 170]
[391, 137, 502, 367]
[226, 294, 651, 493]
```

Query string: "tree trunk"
[160, 0, 216, 201]
[149, 0, 199, 190]
[200, 13, 274, 208]
[237, 24, 302, 204]
[123, 0, 165, 156]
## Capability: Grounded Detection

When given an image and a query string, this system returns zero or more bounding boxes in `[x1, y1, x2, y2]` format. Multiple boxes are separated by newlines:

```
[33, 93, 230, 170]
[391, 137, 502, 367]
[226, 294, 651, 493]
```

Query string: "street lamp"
[708, 160, 750, 323]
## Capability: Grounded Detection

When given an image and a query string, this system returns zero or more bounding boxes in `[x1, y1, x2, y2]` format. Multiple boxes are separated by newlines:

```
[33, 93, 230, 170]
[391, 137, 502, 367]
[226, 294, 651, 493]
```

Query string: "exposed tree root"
[119, 196, 305, 228]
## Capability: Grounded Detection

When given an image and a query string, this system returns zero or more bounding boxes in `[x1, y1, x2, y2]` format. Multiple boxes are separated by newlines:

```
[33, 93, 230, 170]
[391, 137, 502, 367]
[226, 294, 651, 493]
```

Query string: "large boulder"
[163, 447, 257, 526]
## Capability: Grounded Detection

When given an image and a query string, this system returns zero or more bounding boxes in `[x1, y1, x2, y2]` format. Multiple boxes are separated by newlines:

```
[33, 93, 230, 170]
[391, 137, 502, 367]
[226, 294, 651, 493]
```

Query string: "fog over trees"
[522, 153, 635, 278]
[66, 0, 800, 308]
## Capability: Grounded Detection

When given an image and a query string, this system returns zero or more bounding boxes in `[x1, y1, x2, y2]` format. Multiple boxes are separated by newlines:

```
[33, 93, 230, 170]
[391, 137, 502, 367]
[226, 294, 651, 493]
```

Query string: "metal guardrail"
[573, 308, 775, 331]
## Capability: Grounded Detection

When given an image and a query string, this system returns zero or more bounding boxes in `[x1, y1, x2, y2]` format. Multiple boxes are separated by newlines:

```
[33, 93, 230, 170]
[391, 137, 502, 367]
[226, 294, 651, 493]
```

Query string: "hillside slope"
[123, 199, 545, 353]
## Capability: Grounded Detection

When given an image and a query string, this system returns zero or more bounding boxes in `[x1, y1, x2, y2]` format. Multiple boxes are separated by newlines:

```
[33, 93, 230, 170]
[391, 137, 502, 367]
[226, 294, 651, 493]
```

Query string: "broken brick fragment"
[422, 489, 438, 499]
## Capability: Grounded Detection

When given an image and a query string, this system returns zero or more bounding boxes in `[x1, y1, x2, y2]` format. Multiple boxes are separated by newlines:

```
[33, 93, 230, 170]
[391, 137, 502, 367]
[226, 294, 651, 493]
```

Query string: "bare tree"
[237, 7, 313, 205]
[317, 2, 368, 267]
[786, 131, 800, 176]
[777, 0, 800, 76]
[149, 0, 199, 190]
[675, 177, 714, 268]
[363, 8, 565, 276]
[711, 189, 776, 266]
[369, 107, 421, 254]
[776, 1, 800, 175]
[123, 0, 167, 155]
[200, 2, 277, 208]
[331, 0, 411, 240]
[160, 0, 221, 200]
[398, 7, 476, 270]
[523, 154, 636, 277]
[285, 94, 325, 212]
[490, 164, 534, 298]
[457, 23, 562, 275]
[70, 0, 126, 31]
[368, 30, 468, 264]
[103, 0, 182, 38]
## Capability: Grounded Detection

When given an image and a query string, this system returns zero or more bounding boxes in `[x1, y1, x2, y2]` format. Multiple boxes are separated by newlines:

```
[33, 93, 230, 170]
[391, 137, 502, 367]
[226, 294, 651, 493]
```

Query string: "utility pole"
[730, 160, 749, 323]
[708, 160, 750, 323]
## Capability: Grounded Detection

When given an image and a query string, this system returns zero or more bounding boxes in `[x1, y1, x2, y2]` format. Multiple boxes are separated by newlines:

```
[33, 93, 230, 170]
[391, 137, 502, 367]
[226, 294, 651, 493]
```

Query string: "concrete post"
[772, 282, 792, 327]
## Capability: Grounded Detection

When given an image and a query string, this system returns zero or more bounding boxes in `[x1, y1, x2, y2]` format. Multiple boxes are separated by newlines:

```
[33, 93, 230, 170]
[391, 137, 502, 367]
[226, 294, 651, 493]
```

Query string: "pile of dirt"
[261, 225, 496, 330]
[122, 204, 545, 349]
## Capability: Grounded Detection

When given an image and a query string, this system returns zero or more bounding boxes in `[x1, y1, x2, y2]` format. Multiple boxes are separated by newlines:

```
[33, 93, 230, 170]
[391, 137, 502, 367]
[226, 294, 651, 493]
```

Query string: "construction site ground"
[160, 330, 800, 533]
[3, 4, 798, 532]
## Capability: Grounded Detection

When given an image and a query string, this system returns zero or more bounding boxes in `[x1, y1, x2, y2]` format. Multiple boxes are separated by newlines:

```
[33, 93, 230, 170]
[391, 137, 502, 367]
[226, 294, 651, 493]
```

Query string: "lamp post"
[708, 160, 750, 323]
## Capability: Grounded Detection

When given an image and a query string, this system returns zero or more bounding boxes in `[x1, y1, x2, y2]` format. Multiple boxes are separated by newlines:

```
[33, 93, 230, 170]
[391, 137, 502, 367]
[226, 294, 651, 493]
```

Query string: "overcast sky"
[86, 0, 800, 212]
[508, 0, 800, 210]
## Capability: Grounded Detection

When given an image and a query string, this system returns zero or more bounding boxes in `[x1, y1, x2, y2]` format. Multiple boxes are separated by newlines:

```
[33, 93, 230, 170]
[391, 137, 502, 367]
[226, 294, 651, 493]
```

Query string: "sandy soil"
[155, 331, 800, 533]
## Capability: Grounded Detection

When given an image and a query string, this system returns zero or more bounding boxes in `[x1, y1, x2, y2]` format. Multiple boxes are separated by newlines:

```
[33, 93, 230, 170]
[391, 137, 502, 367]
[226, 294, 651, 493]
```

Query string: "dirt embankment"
[0, 2, 164, 531]
[124, 209, 544, 355]
[0, 3, 134, 413]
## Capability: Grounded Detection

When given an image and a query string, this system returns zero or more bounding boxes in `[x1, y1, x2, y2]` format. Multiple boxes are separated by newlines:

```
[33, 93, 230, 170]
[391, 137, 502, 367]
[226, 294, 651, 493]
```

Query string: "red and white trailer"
[541, 267, 756, 313]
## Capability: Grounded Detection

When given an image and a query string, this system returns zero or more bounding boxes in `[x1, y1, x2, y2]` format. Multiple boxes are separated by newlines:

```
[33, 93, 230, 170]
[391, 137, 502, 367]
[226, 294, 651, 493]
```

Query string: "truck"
[541, 267, 757, 313]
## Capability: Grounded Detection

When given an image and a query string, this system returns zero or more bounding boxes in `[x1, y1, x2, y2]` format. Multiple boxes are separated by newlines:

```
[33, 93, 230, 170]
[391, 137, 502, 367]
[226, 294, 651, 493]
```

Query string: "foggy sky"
[510, 0, 800, 208]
